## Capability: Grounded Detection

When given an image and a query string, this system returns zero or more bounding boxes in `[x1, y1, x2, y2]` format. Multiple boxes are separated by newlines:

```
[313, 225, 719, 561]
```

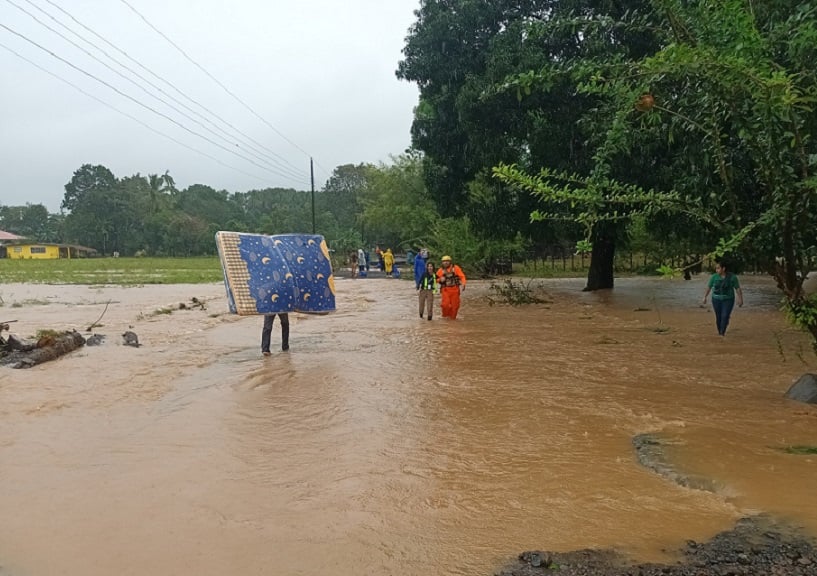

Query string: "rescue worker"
[436, 255, 466, 319]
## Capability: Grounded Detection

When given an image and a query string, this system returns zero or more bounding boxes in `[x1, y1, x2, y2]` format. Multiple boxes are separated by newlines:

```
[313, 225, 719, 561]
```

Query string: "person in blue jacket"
[414, 248, 429, 288]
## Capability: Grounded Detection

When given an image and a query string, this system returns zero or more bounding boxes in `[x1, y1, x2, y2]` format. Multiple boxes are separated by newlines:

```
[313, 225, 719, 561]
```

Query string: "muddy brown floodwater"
[0, 275, 815, 576]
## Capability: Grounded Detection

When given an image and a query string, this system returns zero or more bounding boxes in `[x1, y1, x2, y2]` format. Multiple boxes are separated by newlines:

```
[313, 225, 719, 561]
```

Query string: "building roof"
[0, 230, 25, 241]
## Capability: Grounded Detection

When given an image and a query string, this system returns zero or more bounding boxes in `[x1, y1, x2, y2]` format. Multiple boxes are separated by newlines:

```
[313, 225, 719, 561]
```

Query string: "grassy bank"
[0, 257, 223, 285]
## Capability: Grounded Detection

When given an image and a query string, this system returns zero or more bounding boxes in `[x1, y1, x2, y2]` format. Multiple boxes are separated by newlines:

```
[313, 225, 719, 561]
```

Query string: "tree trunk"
[0, 331, 86, 369]
[584, 222, 616, 291]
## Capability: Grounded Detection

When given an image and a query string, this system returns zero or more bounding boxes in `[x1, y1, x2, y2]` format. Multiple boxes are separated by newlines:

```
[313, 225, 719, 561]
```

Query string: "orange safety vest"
[437, 264, 466, 288]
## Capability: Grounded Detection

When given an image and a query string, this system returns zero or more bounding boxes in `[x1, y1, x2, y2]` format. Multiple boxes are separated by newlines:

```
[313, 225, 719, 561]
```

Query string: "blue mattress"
[215, 231, 336, 315]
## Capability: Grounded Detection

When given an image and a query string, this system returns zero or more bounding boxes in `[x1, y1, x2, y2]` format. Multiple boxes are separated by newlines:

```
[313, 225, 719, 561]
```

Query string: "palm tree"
[147, 171, 176, 214]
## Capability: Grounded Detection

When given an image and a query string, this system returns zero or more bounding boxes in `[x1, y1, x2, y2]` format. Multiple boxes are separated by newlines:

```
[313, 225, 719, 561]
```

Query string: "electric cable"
[119, 0, 314, 161]
[0, 21, 310, 186]
[0, 39, 271, 183]
[38, 0, 310, 180]
[4, 0, 308, 184]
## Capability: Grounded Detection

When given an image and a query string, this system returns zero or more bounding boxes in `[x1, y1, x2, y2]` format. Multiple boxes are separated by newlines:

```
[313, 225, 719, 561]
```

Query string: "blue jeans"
[711, 298, 735, 336]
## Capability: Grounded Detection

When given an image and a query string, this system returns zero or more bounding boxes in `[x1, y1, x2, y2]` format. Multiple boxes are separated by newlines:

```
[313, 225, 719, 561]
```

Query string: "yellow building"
[4, 243, 95, 259]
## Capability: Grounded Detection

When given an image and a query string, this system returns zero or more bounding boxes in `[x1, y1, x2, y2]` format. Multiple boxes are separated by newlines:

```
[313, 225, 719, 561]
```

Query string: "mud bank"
[499, 517, 816, 575]
[499, 433, 817, 576]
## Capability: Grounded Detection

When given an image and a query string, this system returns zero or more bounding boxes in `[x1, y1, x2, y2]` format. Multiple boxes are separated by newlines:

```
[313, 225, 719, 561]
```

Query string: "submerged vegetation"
[487, 279, 551, 306]
[782, 445, 817, 455]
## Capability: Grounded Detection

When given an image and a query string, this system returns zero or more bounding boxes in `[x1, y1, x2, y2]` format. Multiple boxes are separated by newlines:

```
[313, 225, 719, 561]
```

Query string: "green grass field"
[0, 257, 224, 285]
[0, 255, 648, 284]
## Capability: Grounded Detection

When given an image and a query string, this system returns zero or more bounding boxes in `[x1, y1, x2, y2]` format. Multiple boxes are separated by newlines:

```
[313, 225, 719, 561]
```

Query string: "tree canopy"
[492, 0, 817, 346]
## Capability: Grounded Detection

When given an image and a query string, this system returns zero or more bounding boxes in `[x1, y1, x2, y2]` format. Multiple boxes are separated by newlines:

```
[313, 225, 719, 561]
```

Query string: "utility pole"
[310, 157, 316, 234]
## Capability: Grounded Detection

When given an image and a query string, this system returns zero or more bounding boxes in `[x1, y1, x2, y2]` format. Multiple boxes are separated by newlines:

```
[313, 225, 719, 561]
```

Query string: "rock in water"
[86, 334, 106, 346]
[784, 373, 817, 404]
[122, 331, 140, 347]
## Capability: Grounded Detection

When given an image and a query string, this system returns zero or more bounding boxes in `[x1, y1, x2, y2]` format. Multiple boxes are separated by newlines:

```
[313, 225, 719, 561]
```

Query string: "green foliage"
[3, 154, 444, 272]
[62, 164, 116, 213]
[782, 445, 817, 455]
[359, 153, 438, 250]
[0, 204, 60, 242]
[784, 295, 817, 332]
[396, 0, 648, 248]
[574, 239, 593, 255]
[655, 264, 677, 278]
[319, 163, 368, 231]
[428, 216, 526, 275]
[493, 163, 713, 233]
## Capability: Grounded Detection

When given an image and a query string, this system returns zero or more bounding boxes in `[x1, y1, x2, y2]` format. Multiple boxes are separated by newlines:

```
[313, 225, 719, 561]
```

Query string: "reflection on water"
[0, 276, 815, 575]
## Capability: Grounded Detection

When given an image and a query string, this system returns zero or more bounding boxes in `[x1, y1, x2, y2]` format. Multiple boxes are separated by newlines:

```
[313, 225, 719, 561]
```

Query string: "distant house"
[4, 243, 97, 259]
[0, 229, 25, 259]
[0, 231, 96, 259]
[0, 229, 25, 242]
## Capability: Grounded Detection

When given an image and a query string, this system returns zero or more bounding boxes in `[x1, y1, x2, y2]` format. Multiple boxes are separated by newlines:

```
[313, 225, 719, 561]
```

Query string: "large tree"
[360, 152, 438, 250]
[397, 1, 549, 216]
[319, 163, 368, 232]
[62, 164, 123, 254]
[398, 0, 661, 289]
[61, 164, 117, 213]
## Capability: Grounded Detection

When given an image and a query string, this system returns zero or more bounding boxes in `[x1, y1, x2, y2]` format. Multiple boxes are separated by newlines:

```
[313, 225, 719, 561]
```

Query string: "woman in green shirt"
[702, 261, 744, 336]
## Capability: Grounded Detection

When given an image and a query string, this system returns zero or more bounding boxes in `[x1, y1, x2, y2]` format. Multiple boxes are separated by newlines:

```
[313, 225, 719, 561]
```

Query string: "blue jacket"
[414, 253, 428, 287]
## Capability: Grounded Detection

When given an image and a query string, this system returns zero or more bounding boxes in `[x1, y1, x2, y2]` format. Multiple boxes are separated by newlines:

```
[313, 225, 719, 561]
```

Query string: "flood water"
[1, 275, 815, 575]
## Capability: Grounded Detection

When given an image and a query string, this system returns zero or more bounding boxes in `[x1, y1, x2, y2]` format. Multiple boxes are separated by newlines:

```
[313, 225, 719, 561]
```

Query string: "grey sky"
[0, 0, 420, 211]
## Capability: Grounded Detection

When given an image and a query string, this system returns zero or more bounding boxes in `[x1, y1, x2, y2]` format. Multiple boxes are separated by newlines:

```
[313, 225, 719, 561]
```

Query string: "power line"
[0, 21, 311, 187]
[37, 0, 310, 180]
[119, 0, 314, 160]
[0, 39, 270, 184]
[4, 0, 309, 185]
[312, 159, 333, 180]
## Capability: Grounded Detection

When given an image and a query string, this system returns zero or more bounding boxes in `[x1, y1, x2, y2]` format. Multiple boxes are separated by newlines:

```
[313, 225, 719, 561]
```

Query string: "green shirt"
[708, 272, 740, 300]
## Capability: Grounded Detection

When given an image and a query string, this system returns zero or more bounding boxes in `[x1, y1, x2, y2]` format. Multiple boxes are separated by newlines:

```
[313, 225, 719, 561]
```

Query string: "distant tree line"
[0, 154, 588, 272]
[0, 154, 445, 261]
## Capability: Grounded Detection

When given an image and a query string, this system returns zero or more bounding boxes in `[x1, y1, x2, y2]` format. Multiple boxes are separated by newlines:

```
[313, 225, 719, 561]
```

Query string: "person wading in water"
[417, 260, 437, 320]
[261, 313, 289, 355]
[436, 255, 467, 319]
[701, 261, 744, 336]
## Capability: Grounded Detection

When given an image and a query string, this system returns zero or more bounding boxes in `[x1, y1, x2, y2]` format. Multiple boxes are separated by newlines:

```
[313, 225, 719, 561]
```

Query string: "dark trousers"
[262, 313, 289, 352]
[711, 298, 735, 336]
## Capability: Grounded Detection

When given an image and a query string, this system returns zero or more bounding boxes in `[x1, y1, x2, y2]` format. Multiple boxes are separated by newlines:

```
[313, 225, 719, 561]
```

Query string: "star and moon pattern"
[216, 231, 336, 315]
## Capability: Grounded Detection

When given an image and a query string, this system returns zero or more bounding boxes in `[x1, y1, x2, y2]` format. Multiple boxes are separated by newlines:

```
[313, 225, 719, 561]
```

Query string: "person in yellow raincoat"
[436, 255, 466, 319]
[383, 248, 395, 277]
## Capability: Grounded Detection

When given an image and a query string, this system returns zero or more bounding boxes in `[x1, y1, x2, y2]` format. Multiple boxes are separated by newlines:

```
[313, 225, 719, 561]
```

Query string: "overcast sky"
[0, 0, 421, 211]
